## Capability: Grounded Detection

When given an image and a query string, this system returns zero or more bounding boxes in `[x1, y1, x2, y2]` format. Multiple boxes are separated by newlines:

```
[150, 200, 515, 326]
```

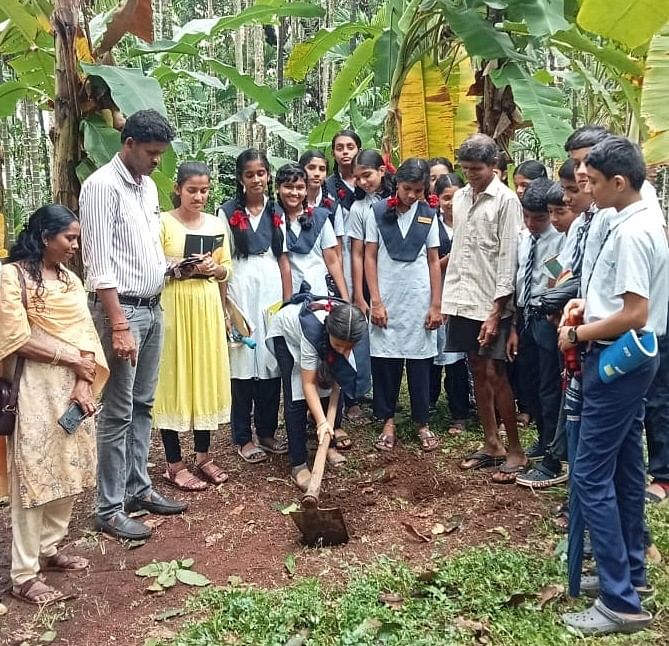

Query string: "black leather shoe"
[126, 490, 188, 515]
[95, 512, 152, 540]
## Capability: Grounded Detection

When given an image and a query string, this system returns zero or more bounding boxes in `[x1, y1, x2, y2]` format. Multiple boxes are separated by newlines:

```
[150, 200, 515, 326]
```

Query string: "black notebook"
[183, 233, 225, 257]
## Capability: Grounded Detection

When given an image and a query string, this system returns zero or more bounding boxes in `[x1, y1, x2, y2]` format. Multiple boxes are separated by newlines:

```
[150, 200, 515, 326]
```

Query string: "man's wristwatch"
[567, 326, 579, 344]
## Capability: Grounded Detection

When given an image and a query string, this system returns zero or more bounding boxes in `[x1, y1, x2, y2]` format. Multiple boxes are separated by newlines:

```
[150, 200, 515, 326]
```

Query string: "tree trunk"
[253, 24, 266, 150]
[53, 0, 83, 275]
[233, 0, 247, 147]
[38, 108, 52, 203]
[23, 100, 42, 213]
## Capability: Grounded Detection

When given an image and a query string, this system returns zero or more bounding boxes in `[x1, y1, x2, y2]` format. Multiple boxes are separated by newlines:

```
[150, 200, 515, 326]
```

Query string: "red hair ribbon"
[427, 194, 440, 208]
[272, 213, 283, 228]
[387, 195, 400, 209]
[337, 188, 347, 200]
[322, 197, 333, 209]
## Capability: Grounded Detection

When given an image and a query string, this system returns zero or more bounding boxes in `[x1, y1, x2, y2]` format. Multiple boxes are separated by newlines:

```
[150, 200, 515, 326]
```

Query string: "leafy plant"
[136, 558, 210, 593]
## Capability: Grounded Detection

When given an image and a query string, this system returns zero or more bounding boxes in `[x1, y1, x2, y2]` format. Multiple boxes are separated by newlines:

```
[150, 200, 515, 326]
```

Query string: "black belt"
[90, 293, 161, 307]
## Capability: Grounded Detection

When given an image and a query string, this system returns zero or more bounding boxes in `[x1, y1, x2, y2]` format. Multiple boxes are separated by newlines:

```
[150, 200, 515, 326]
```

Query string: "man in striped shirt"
[80, 109, 187, 541]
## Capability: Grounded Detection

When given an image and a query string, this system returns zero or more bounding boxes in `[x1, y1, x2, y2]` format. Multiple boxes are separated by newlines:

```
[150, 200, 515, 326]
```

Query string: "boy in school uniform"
[559, 137, 669, 635]
[506, 178, 565, 468]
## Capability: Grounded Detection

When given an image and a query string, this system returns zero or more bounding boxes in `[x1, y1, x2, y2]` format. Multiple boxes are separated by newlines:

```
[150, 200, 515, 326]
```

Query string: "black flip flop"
[459, 451, 506, 470]
[491, 461, 528, 484]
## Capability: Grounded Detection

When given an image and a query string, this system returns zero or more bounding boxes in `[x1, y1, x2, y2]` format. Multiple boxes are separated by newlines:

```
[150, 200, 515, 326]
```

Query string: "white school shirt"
[345, 194, 379, 294]
[515, 225, 565, 307]
[557, 214, 581, 272]
[584, 200, 669, 337]
[225, 201, 288, 380]
[287, 215, 338, 296]
[582, 181, 666, 286]
[364, 201, 440, 359]
[266, 302, 356, 401]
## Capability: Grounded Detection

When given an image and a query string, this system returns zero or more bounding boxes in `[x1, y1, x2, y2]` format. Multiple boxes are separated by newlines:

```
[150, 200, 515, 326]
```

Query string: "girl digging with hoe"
[267, 298, 370, 491]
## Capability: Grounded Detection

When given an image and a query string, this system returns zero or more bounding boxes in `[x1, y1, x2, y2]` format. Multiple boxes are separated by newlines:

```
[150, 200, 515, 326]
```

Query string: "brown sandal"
[40, 552, 89, 572]
[447, 420, 466, 436]
[334, 429, 353, 450]
[163, 467, 208, 491]
[375, 433, 397, 452]
[12, 578, 72, 606]
[195, 459, 228, 485]
[417, 426, 439, 452]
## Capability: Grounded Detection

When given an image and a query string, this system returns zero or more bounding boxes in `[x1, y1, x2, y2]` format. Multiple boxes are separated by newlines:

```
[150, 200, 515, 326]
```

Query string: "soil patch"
[0, 423, 554, 646]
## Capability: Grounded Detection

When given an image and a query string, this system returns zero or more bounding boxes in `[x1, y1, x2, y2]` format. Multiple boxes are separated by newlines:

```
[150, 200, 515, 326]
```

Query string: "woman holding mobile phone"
[0, 205, 109, 605]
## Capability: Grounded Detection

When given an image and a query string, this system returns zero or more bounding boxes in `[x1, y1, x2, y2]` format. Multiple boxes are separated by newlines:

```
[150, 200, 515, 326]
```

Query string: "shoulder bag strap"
[8, 266, 28, 408]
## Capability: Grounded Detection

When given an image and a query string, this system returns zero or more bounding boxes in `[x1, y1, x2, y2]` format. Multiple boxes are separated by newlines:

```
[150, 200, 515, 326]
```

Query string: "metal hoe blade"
[290, 507, 349, 547]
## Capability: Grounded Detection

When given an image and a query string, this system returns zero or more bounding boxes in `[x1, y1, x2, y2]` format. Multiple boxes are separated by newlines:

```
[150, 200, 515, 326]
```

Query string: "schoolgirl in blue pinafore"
[275, 164, 349, 300]
[217, 149, 292, 464]
[364, 158, 443, 453]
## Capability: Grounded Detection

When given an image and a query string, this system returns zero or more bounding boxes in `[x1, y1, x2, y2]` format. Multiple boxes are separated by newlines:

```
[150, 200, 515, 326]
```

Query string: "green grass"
[154, 391, 669, 645]
[154, 506, 669, 646]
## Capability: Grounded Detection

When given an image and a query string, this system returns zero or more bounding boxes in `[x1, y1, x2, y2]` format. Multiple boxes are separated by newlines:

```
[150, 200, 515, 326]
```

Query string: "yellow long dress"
[153, 212, 232, 431]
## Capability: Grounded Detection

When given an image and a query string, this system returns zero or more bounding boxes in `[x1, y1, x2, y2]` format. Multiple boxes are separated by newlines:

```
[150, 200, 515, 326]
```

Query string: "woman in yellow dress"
[154, 162, 232, 490]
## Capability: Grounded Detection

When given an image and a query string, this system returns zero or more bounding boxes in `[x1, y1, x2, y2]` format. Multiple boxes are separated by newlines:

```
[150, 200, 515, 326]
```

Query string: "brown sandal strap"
[41, 553, 88, 571]
[195, 460, 228, 485]
[164, 468, 207, 491]
[12, 578, 69, 605]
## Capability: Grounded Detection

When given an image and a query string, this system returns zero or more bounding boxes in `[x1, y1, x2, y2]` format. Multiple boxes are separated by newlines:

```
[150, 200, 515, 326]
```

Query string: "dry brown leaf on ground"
[401, 521, 431, 542]
[378, 592, 404, 610]
[538, 584, 565, 609]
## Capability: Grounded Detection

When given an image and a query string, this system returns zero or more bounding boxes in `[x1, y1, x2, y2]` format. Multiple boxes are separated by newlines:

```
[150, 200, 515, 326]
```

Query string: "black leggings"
[161, 429, 211, 463]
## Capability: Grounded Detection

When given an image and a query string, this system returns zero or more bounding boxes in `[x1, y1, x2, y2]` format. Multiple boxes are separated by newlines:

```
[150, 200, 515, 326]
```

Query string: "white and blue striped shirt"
[80, 154, 166, 297]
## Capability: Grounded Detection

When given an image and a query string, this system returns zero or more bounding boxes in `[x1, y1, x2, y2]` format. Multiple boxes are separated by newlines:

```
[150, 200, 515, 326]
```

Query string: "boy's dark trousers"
[273, 337, 340, 467]
[429, 359, 470, 419]
[372, 357, 432, 424]
[644, 303, 669, 485]
[571, 346, 658, 613]
[517, 310, 562, 451]
[230, 377, 281, 446]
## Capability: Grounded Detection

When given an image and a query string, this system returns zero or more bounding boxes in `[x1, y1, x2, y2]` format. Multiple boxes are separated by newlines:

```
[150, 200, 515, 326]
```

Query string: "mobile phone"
[58, 402, 87, 434]
[543, 255, 562, 279]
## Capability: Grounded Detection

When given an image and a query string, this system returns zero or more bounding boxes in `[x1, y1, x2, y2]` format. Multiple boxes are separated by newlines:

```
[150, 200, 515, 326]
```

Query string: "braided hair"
[9, 204, 76, 309]
[230, 148, 284, 259]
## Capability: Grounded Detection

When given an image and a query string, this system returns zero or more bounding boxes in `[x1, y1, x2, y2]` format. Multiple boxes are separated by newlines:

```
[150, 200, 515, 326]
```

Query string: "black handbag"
[536, 275, 580, 316]
[0, 266, 28, 436]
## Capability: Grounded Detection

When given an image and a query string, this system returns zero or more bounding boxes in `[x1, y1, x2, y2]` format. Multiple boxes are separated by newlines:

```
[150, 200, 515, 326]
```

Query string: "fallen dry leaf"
[417, 568, 439, 583]
[144, 518, 166, 529]
[453, 616, 490, 643]
[503, 591, 533, 607]
[378, 592, 404, 610]
[443, 515, 463, 534]
[487, 526, 510, 540]
[401, 521, 431, 543]
[538, 584, 565, 609]
[431, 523, 445, 535]
[415, 507, 434, 518]
[230, 504, 245, 516]
[204, 533, 223, 547]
